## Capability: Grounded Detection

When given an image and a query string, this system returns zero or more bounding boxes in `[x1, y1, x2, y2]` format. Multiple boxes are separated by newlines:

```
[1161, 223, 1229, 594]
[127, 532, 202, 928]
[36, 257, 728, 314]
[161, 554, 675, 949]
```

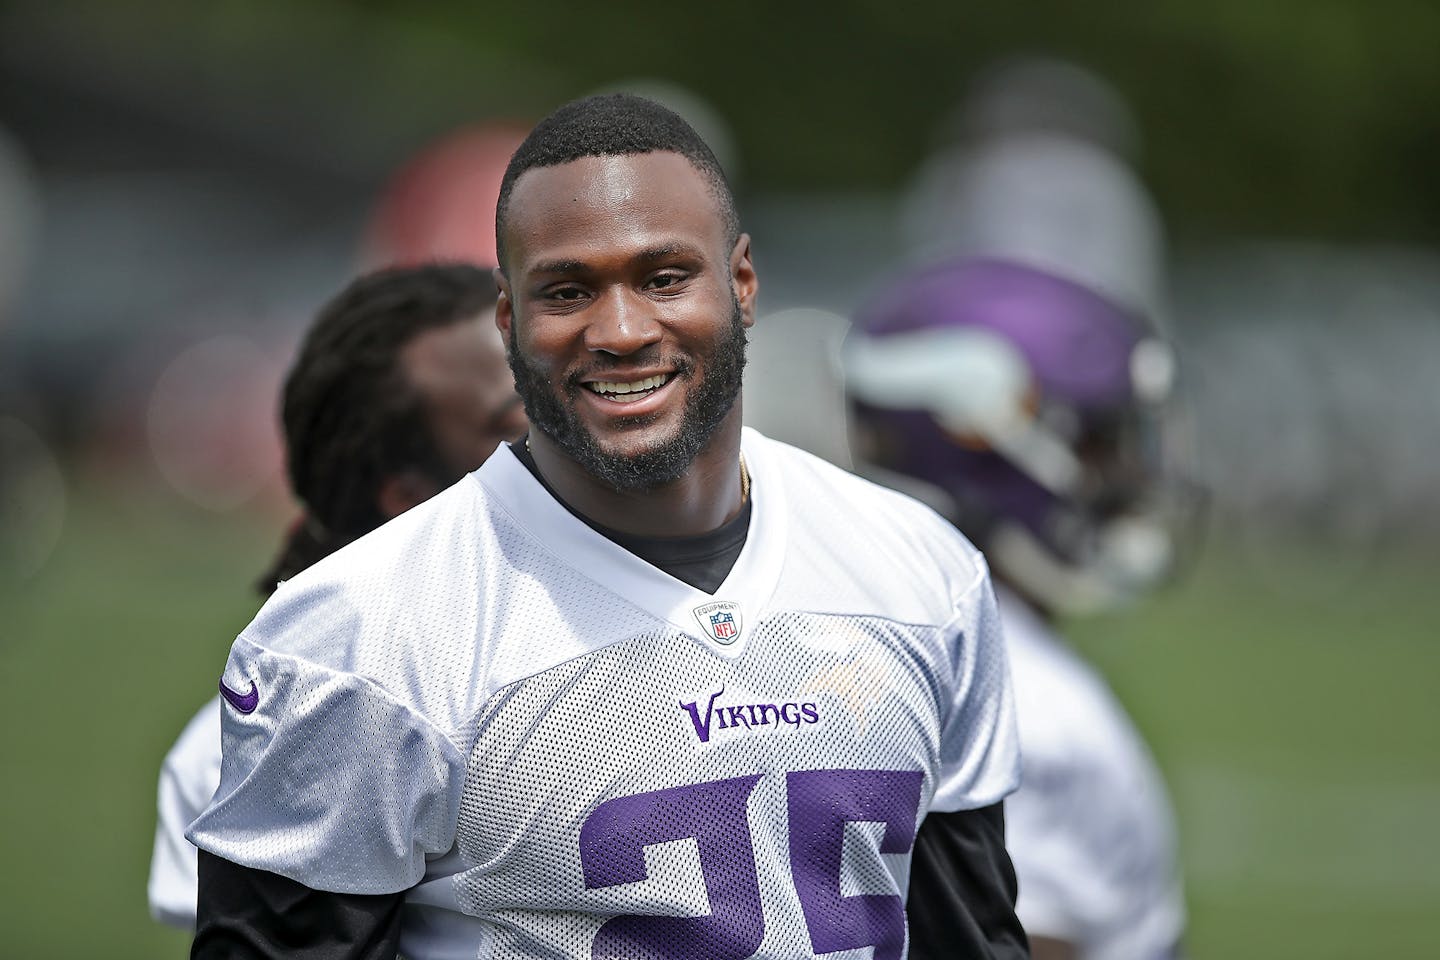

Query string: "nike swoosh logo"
[219, 678, 259, 714]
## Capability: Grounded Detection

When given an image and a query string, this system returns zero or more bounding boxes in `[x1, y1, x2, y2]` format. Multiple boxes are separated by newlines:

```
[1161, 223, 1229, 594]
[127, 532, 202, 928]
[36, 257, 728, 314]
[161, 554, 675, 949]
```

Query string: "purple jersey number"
[579, 769, 922, 960]
[788, 768, 924, 960]
[580, 774, 765, 960]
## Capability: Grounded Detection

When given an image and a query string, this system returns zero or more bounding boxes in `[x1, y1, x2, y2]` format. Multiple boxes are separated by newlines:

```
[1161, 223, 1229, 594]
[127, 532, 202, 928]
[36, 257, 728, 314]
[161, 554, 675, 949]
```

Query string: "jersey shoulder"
[248, 476, 487, 654]
[750, 430, 989, 624]
[233, 475, 507, 735]
[235, 450, 697, 731]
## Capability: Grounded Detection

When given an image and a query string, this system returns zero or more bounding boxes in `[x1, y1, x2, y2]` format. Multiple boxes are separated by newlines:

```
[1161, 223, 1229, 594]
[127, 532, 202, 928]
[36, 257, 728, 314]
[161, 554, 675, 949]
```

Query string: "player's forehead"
[502, 152, 729, 275]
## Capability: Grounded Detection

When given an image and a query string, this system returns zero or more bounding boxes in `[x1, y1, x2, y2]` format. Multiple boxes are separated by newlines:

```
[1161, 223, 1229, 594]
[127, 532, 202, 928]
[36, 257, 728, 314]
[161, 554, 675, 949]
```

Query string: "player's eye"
[545, 285, 587, 302]
[644, 271, 688, 291]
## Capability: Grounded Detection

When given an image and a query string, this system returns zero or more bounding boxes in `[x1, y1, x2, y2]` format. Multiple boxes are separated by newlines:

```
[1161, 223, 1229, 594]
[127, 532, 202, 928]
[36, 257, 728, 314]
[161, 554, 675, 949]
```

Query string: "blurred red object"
[361, 125, 527, 271]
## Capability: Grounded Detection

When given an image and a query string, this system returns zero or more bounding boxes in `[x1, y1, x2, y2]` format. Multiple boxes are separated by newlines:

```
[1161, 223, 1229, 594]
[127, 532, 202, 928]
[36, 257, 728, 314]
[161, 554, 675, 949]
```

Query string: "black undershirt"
[509, 437, 749, 594]
[193, 442, 1027, 958]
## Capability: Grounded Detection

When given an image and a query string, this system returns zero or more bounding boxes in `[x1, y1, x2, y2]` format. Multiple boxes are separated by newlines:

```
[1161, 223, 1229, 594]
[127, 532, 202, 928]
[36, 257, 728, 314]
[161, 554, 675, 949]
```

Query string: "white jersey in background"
[186, 429, 1020, 959]
[148, 696, 221, 928]
[1000, 587, 1185, 959]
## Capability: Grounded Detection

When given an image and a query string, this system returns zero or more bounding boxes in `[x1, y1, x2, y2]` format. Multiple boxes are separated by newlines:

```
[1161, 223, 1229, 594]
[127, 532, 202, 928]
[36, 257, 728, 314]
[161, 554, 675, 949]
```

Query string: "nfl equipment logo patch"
[693, 600, 743, 645]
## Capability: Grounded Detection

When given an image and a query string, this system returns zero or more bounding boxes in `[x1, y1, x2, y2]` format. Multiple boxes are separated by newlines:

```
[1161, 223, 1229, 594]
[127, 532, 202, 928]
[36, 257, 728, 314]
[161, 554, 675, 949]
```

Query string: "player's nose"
[583, 287, 661, 355]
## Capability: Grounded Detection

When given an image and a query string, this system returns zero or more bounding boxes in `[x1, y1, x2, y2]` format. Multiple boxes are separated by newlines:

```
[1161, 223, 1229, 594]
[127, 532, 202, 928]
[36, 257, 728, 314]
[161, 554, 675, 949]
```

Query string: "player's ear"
[493, 266, 514, 341]
[730, 232, 758, 329]
[377, 470, 440, 520]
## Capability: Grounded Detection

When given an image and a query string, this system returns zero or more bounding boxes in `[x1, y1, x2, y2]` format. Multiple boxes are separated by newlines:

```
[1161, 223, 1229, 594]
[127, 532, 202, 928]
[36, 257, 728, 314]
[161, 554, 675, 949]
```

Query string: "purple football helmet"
[844, 257, 1195, 614]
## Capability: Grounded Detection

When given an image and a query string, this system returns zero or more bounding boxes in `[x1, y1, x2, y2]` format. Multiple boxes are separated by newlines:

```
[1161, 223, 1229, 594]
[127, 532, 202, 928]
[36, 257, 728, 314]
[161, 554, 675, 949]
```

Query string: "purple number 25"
[579, 768, 924, 960]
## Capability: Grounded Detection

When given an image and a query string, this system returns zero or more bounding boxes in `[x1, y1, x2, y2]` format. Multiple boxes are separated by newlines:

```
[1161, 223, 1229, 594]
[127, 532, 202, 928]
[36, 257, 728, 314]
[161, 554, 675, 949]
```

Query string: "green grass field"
[2, 486, 1436, 957]
[1066, 536, 1440, 958]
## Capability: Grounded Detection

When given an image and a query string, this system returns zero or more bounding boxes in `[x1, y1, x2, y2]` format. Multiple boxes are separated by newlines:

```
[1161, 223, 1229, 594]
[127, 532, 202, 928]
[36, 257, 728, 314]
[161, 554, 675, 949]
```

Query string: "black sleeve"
[907, 801, 1030, 960]
[192, 849, 405, 960]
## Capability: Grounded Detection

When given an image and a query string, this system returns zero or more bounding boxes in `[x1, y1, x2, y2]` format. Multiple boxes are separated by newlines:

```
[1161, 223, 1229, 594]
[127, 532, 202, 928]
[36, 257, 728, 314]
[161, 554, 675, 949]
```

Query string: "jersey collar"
[476, 427, 788, 657]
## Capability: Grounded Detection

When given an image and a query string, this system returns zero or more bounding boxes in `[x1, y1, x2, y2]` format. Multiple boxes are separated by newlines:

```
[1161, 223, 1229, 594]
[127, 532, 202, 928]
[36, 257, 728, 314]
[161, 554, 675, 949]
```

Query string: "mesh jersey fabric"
[187, 427, 1020, 959]
[999, 587, 1185, 959]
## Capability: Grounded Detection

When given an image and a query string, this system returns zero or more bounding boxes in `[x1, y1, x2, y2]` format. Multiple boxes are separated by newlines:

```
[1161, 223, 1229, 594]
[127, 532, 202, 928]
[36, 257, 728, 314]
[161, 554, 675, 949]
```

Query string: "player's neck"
[528, 413, 748, 538]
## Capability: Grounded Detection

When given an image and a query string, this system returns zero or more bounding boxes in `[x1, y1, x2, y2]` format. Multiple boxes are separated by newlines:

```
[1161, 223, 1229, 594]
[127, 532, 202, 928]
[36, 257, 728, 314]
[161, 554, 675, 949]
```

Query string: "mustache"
[562, 350, 696, 388]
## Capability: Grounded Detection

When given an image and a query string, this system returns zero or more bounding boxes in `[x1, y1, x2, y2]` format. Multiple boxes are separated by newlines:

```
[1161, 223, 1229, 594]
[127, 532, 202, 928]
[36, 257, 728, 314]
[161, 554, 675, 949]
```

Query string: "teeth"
[589, 374, 668, 397]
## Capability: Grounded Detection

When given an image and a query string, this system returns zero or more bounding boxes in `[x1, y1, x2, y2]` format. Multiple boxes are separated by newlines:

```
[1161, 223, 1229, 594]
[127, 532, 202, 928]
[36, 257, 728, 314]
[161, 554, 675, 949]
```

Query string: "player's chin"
[587, 417, 682, 459]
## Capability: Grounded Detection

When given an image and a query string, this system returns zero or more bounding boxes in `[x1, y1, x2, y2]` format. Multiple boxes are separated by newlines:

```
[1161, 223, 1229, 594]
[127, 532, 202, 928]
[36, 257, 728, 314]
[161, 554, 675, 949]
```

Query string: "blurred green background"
[2, 1, 1438, 956]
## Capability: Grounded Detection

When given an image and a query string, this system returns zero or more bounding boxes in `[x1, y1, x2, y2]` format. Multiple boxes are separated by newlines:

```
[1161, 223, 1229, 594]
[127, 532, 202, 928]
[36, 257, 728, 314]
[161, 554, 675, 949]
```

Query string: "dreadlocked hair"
[256, 262, 498, 595]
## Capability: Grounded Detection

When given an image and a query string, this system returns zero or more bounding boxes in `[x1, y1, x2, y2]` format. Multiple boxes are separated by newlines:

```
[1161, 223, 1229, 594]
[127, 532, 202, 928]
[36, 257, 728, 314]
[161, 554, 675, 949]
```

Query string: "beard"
[506, 295, 748, 492]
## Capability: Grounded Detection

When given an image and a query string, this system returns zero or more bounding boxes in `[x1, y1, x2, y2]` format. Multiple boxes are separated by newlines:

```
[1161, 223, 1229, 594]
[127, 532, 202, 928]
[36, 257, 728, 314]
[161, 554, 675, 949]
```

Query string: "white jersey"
[187, 428, 1020, 959]
[148, 696, 221, 928]
[1000, 588, 1184, 959]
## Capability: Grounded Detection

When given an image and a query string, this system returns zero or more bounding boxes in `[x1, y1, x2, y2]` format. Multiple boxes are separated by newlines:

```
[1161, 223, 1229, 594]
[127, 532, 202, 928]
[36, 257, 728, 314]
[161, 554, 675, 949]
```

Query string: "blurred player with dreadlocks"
[147, 263, 526, 928]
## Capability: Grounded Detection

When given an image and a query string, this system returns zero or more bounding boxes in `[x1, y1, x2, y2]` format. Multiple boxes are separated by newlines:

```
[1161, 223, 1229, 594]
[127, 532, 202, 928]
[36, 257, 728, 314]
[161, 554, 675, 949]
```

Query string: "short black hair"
[494, 93, 739, 271]
[258, 263, 498, 593]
